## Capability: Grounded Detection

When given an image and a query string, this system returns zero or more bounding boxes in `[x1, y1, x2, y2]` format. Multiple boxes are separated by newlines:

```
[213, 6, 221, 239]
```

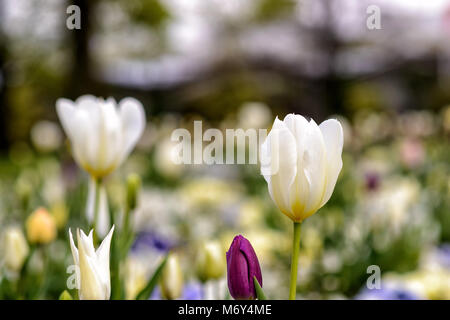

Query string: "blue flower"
[356, 286, 422, 300]
[436, 244, 450, 268]
[150, 282, 204, 300]
[131, 231, 174, 253]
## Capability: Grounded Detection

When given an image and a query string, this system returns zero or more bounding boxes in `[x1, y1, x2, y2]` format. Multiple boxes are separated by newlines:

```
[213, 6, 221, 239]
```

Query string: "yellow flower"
[26, 208, 57, 244]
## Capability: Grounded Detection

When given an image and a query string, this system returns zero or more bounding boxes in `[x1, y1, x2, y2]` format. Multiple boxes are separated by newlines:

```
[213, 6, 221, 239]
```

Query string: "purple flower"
[226, 235, 262, 300]
[365, 171, 380, 191]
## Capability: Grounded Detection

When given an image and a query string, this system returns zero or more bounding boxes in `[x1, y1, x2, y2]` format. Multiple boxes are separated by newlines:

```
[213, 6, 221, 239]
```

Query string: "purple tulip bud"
[365, 171, 380, 191]
[226, 235, 263, 300]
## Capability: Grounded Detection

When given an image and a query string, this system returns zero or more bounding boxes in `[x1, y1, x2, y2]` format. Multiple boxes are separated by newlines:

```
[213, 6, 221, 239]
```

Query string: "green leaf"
[128, 0, 170, 28]
[253, 276, 267, 300]
[254, 0, 295, 22]
[135, 255, 168, 300]
[110, 229, 123, 300]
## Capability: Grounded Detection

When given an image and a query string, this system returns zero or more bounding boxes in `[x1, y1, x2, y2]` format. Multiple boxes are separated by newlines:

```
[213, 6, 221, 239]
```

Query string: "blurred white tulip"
[196, 240, 226, 282]
[238, 102, 272, 130]
[56, 95, 146, 179]
[2, 227, 29, 272]
[160, 253, 184, 300]
[30, 120, 63, 153]
[261, 114, 344, 222]
[69, 226, 115, 300]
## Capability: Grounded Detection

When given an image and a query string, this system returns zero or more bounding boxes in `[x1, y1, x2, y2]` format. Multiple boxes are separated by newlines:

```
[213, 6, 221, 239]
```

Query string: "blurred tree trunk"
[65, 0, 97, 98]
[320, 0, 344, 116]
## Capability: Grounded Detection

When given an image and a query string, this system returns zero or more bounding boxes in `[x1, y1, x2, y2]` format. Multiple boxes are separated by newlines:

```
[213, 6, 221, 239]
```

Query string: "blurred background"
[0, 0, 450, 300]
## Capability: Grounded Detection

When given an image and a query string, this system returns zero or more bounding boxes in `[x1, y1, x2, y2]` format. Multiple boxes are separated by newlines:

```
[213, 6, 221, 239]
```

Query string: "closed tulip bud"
[56, 95, 146, 179]
[160, 253, 184, 300]
[59, 290, 73, 300]
[196, 240, 226, 282]
[261, 114, 344, 222]
[2, 227, 29, 272]
[226, 235, 262, 300]
[26, 208, 57, 244]
[69, 226, 115, 300]
[126, 173, 141, 211]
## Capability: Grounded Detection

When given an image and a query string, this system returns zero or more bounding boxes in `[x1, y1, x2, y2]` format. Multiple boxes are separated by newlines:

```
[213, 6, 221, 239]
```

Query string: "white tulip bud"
[69, 226, 115, 300]
[160, 253, 184, 300]
[2, 227, 29, 272]
[196, 241, 226, 282]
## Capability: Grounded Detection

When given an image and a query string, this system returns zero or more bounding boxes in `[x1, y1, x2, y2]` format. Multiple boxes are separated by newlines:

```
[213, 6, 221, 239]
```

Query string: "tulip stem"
[289, 222, 301, 300]
[93, 178, 102, 239]
[123, 204, 131, 235]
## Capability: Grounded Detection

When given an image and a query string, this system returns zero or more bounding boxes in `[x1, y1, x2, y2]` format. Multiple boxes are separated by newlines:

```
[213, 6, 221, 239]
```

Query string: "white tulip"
[69, 226, 115, 300]
[56, 95, 146, 179]
[261, 114, 344, 222]
[2, 227, 29, 272]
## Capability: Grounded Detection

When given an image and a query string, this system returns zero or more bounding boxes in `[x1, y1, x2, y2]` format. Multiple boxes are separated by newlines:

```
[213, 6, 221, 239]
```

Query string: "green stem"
[18, 244, 36, 298]
[289, 222, 301, 300]
[123, 204, 131, 236]
[92, 178, 102, 239]
[36, 245, 50, 299]
[110, 233, 122, 300]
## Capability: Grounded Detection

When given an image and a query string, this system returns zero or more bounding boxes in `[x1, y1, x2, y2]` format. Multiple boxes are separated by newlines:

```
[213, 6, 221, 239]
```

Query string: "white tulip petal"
[288, 163, 311, 219]
[87, 229, 94, 243]
[96, 225, 114, 267]
[69, 228, 79, 266]
[76, 95, 101, 115]
[119, 97, 146, 161]
[85, 122, 103, 173]
[261, 117, 298, 218]
[56, 98, 77, 141]
[58, 99, 93, 171]
[77, 229, 104, 300]
[74, 96, 104, 174]
[283, 114, 313, 216]
[83, 255, 107, 300]
[71, 109, 95, 171]
[95, 225, 114, 297]
[302, 119, 328, 215]
[283, 113, 309, 148]
[319, 119, 344, 206]
[79, 229, 96, 258]
[98, 100, 122, 169]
